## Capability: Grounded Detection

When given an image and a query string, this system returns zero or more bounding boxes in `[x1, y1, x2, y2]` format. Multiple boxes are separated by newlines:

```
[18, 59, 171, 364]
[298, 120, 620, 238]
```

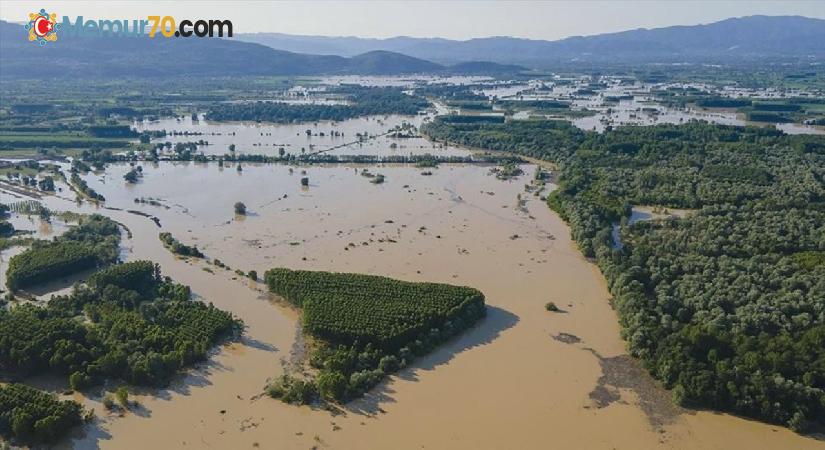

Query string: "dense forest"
[0, 260, 240, 443]
[1, 260, 241, 386]
[205, 86, 430, 123]
[0, 261, 239, 388]
[5, 214, 121, 291]
[423, 118, 825, 431]
[0, 383, 83, 444]
[264, 268, 485, 402]
[423, 117, 586, 162]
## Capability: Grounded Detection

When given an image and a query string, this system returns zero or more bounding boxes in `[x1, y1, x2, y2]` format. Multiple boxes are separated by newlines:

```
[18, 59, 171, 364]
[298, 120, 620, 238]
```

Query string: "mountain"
[4, 16, 820, 79]
[237, 33, 450, 58]
[0, 21, 445, 78]
[446, 61, 526, 74]
[346, 50, 442, 74]
[237, 16, 825, 66]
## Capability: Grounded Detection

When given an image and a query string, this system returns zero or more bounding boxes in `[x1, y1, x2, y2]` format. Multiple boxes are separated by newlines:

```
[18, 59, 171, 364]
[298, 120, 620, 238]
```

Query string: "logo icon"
[26, 9, 59, 45]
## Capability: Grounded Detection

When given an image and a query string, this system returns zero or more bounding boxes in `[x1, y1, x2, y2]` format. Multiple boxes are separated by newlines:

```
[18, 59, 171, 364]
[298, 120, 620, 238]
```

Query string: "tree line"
[422, 118, 825, 431]
[206, 86, 430, 123]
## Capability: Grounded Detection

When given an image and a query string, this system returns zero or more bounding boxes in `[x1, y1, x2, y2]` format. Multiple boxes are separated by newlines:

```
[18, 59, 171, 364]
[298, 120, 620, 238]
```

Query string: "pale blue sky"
[2, 1, 823, 39]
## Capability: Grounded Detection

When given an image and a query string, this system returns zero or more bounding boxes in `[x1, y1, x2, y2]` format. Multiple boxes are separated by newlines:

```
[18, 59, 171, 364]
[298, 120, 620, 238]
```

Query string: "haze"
[1, 0, 823, 40]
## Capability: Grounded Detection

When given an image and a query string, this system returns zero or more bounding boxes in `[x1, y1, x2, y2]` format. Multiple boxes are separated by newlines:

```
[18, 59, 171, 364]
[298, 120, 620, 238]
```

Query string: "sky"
[2, 0, 824, 40]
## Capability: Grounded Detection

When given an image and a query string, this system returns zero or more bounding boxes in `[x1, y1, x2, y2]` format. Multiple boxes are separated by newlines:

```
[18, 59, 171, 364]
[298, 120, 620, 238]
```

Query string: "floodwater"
[479, 78, 825, 135]
[2, 160, 821, 449]
[320, 75, 493, 88]
[612, 206, 697, 250]
[0, 208, 73, 294]
[133, 114, 471, 158]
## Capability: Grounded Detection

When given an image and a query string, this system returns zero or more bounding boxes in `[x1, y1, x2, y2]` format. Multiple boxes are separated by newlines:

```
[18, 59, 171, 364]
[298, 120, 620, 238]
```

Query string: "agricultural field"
[5, 214, 120, 291]
[265, 268, 486, 401]
[0, 383, 85, 445]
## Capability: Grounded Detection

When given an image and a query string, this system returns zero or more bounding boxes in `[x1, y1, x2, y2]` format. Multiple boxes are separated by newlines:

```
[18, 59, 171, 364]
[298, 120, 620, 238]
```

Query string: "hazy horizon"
[1, 0, 823, 40]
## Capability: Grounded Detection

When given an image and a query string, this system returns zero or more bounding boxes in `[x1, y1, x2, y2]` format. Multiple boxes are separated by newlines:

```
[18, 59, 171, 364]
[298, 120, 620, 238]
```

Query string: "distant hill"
[0, 21, 522, 79]
[4, 16, 820, 79]
[346, 50, 442, 75]
[0, 21, 447, 78]
[446, 61, 525, 74]
[237, 16, 825, 66]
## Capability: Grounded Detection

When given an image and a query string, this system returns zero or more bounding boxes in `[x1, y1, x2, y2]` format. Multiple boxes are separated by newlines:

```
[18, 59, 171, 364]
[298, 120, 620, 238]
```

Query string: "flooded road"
[3, 161, 819, 449]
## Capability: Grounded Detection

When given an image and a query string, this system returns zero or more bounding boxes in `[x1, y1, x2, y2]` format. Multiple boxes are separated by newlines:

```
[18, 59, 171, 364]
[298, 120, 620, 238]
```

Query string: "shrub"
[114, 387, 129, 408]
[266, 374, 316, 405]
[316, 370, 348, 401]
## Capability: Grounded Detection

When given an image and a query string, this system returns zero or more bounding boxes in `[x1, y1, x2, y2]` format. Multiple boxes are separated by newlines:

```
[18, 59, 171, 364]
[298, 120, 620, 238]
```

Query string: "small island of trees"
[263, 268, 486, 403]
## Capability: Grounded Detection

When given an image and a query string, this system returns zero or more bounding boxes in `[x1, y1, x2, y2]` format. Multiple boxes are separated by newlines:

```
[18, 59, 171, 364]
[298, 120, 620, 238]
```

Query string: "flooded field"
[131, 77, 824, 167]
[474, 78, 825, 135]
[320, 75, 493, 88]
[2, 159, 821, 450]
[134, 113, 471, 158]
[0, 203, 75, 294]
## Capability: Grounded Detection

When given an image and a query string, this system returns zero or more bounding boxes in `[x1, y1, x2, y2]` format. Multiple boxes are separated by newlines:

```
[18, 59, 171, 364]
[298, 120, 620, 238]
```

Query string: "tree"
[114, 387, 129, 408]
[69, 371, 87, 391]
[124, 169, 139, 183]
[316, 370, 347, 401]
[0, 220, 13, 237]
[38, 176, 55, 191]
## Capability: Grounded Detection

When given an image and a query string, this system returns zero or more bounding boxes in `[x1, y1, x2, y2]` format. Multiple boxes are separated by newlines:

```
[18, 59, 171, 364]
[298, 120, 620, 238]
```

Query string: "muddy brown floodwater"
[3, 161, 823, 450]
[133, 112, 467, 158]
